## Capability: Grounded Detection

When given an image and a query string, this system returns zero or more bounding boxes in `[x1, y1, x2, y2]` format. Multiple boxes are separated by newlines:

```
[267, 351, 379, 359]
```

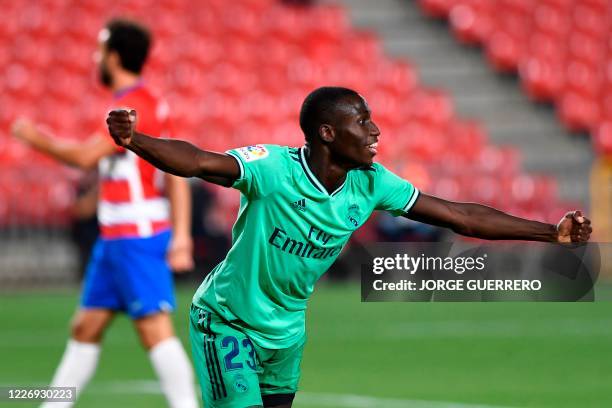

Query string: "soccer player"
[106, 86, 592, 408]
[11, 20, 198, 408]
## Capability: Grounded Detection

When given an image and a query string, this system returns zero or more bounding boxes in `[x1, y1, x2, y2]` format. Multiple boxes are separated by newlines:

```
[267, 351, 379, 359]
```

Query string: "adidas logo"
[290, 198, 306, 212]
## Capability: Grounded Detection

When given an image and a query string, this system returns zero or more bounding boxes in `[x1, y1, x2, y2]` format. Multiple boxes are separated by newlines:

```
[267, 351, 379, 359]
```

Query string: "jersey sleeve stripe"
[226, 151, 245, 180]
[402, 188, 420, 213]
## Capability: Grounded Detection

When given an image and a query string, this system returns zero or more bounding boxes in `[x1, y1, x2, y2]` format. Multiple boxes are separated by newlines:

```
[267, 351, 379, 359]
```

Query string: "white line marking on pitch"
[87, 380, 513, 408]
[294, 391, 513, 408]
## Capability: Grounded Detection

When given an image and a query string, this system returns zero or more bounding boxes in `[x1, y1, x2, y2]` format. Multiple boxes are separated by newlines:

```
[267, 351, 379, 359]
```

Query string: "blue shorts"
[81, 230, 176, 319]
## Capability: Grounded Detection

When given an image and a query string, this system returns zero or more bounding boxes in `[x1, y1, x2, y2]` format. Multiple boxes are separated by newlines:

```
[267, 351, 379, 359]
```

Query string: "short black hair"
[299, 86, 360, 142]
[105, 19, 151, 74]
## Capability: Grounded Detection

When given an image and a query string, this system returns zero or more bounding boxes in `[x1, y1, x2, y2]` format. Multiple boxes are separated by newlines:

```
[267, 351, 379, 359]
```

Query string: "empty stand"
[422, 0, 612, 152]
[0, 0, 578, 233]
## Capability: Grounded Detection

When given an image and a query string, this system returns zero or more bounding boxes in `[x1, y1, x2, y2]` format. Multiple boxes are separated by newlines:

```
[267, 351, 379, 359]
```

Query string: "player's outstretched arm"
[106, 109, 240, 187]
[405, 193, 592, 243]
[11, 118, 115, 169]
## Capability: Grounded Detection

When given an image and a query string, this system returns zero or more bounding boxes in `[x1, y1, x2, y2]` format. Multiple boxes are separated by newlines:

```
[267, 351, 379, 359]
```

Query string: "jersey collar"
[113, 80, 144, 99]
[298, 147, 347, 197]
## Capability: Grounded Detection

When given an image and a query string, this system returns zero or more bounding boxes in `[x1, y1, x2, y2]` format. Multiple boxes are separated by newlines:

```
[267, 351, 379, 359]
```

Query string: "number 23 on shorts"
[221, 335, 259, 372]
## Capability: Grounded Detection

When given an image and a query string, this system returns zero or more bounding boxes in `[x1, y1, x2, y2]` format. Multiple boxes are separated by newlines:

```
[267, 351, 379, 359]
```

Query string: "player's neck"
[304, 145, 347, 194]
[111, 70, 142, 93]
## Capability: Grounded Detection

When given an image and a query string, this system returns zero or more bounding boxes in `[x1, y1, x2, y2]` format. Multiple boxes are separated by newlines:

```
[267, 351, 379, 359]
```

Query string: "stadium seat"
[600, 93, 612, 121]
[431, 176, 463, 201]
[476, 146, 520, 176]
[401, 89, 454, 127]
[305, 5, 349, 41]
[446, 120, 487, 159]
[469, 175, 503, 206]
[449, 0, 492, 45]
[485, 30, 523, 72]
[372, 60, 418, 97]
[567, 32, 606, 68]
[593, 122, 612, 156]
[520, 57, 565, 102]
[418, 0, 455, 18]
[533, 3, 571, 38]
[558, 91, 600, 133]
[564, 61, 601, 98]
[338, 32, 384, 70]
[572, 3, 608, 38]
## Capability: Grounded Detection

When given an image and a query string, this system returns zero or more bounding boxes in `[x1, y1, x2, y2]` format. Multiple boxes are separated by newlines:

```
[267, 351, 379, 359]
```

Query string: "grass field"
[1, 283, 611, 407]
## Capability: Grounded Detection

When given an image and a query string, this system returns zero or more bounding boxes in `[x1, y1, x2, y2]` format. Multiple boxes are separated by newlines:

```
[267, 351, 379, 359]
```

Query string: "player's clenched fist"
[556, 210, 592, 243]
[106, 109, 137, 147]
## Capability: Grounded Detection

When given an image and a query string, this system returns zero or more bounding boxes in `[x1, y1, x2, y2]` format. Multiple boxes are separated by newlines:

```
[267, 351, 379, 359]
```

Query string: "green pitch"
[1, 284, 611, 407]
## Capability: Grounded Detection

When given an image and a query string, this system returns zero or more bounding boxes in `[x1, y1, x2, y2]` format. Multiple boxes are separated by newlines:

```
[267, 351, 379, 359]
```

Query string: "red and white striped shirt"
[98, 84, 172, 239]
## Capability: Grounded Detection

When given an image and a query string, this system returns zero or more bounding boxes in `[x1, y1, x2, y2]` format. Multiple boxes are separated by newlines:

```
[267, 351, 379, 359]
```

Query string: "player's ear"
[107, 50, 122, 70]
[319, 124, 335, 143]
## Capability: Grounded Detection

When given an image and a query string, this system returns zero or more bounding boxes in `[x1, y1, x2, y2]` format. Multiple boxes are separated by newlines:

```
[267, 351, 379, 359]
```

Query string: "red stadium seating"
[418, 0, 455, 18]
[418, 0, 612, 149]
[0, 0, 573, 229]
[449, 0, 493, 45]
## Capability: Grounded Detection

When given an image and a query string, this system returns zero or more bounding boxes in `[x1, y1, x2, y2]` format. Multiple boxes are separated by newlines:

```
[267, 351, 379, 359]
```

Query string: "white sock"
[40, 339, 101, 408]
[149, 337, 199, 408]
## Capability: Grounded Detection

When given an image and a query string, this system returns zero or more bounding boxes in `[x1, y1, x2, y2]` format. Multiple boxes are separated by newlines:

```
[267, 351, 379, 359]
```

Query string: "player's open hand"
[11, 117, 41, 145]
[556, 210, 592, 243]
[106, 109, 137, 147]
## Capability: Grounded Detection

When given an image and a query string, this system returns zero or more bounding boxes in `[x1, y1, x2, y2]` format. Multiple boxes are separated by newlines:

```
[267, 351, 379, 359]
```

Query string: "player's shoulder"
[119, 86, 171, 123]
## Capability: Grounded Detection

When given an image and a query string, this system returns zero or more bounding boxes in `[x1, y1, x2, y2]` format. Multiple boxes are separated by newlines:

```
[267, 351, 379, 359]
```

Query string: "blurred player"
[106, 87, 592, 408]
[12, 19, 198, 408]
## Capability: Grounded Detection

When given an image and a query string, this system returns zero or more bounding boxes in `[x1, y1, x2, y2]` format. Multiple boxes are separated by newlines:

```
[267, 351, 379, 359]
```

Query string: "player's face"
[95, 29, 112, 88]
[97, 47, 113, 87]
[329, 95, 380, 167]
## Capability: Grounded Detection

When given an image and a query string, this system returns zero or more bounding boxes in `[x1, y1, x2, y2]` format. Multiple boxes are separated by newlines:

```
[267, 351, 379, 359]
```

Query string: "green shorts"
[189, 304, 305, 408]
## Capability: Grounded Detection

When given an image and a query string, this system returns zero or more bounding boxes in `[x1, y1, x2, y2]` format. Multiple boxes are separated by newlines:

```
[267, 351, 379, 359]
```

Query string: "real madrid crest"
[346, 204, 361, 228]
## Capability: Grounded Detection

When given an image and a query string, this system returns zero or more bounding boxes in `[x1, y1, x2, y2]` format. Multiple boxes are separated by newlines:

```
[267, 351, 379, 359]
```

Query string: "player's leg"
[133, 311, 198, 408]
[113, 231, 198, 408]
[134, 310, 175, 349]
[189, 304, 264, 408]
[71, 308, 115, 342]
[42, 239, 119, 408]
[257, 335, 307, 408]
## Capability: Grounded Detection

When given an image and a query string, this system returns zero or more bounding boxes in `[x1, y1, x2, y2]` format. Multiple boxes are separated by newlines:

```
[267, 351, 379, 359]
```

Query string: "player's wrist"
[28, 131, 52, 151]
[124, 131, 140, 147]
[552, 223, 567, 243]
[170, 234, 193, 249]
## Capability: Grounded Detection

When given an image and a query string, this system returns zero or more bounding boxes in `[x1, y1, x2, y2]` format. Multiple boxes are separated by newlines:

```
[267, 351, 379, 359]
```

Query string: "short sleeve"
[374, 163, 420, 216]
[226, 144, 278, 198]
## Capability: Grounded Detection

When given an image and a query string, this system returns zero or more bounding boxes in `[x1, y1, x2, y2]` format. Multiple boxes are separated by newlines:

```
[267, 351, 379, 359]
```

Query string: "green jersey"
[193, 144, 419, 349]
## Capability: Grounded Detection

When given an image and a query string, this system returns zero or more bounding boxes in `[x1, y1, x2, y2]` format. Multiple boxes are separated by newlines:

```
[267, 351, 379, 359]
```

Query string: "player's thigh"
[189, 305, 264, 408]
[71, 308, 115, 343]
[80, 239, 122, 312]
[257, 335, 306, 407]
[133, 311, 175, 350]
[109, 232, 176, 319]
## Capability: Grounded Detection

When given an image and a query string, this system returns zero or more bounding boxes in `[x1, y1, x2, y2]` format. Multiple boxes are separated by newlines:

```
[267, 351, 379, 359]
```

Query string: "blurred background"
[1, 0, 611, 407]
